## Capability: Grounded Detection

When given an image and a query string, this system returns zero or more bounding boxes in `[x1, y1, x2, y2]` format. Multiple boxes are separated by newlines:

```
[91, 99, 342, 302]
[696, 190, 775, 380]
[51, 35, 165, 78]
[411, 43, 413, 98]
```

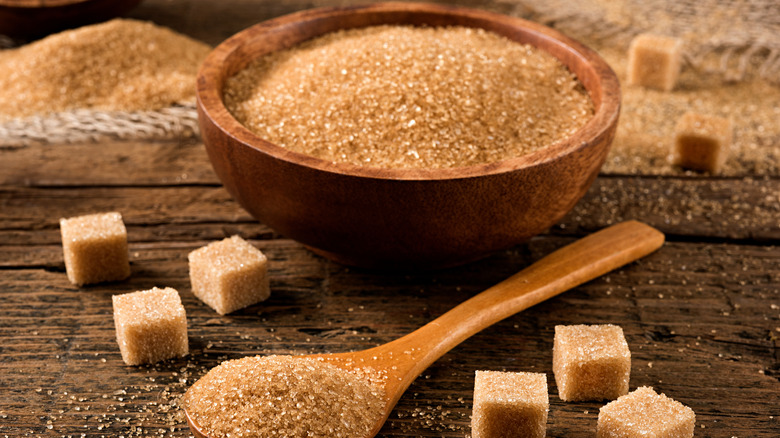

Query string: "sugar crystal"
[224, 25, 593, 169]
[184, 355, 385, 437]
[188, 235, 270, 315]
[673, 111, 733, 173]
[112, 287, 188, 366]
[60, 212, 130, 286]
[598, 386, 695, 438]
[627, 34, 682, 91]
[0, 19, 210, 120]
[471, 370, 548, 438]
[553, 324, 631, 401]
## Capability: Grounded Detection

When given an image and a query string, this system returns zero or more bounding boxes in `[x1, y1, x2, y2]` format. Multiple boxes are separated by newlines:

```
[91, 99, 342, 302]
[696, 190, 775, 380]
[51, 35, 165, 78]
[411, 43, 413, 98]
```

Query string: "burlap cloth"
[0, 105, 199, 145]
[512, 0, 780, 83]
[1, 0, 778, 148]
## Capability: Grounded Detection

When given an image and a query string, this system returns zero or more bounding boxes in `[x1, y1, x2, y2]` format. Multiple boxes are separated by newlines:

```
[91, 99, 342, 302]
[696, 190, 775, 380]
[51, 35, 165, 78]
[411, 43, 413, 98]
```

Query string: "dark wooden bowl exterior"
[0, 0, 142, 38]
[197, 2, 621, 269]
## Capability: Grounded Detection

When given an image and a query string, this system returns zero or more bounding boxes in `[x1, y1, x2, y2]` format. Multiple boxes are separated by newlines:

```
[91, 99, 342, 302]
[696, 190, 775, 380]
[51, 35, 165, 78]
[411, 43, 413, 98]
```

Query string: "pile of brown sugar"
[507, 0, 780, 177]
[224, 25, 594, 169]
[597, 45, 780, 176]
[0, 19, 211, 121]
[183, 355, 385, 438]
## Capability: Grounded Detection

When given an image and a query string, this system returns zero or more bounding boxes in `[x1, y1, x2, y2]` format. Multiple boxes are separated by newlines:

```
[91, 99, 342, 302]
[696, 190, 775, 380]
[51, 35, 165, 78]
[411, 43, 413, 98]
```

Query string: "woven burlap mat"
[0, 104, 199, 146]
[1, 0, 778, 165]
[511, 0, 780, 83]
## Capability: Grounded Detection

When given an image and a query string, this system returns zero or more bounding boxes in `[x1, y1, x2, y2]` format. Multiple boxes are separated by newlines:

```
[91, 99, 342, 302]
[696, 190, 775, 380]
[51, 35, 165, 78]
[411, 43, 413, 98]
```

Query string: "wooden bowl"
[0, 0, 142, 38]
[197, 2, 621, 269]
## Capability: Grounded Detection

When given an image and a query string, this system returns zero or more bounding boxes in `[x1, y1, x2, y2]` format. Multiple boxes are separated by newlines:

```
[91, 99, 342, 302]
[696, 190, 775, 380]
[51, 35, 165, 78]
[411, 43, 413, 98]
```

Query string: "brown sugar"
[598, 386, 695, 438]
[188, 235, 270, 315]
[627, 34, 683, 91]
[553, 324, 631, 401]
[0, 19, 211, 121]
[112, 287, 189, 366]
[60, 212, 130, 286]
[673, 112, 733, 173]
[471, 370, 548, 438]
[511, 0, 780, 176]
[183, 355, 385, 438]
[597, 46, 779, 177]
[224, 25, 593, 169]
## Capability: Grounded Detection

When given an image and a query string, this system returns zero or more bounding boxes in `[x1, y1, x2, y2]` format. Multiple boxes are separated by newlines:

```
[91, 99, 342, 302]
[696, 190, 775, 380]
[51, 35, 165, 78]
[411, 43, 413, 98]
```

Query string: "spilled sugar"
[183, 355, 385, 437]
[224, 25, 593, 169]
[0, 19, 211, 121]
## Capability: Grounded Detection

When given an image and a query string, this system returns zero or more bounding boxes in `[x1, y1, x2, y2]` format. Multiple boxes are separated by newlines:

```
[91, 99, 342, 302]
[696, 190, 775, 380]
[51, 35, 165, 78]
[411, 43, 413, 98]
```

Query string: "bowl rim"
[197, 1, 620, 181]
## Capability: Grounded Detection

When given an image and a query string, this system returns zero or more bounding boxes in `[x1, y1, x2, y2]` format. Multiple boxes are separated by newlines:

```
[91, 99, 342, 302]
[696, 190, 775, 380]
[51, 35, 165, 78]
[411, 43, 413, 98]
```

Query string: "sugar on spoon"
[185, 220, 664, 437]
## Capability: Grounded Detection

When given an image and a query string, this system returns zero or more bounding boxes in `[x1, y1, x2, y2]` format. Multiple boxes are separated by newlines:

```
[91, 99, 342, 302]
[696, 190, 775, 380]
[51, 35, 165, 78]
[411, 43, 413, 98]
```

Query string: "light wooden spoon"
[186, 220, 664, 437]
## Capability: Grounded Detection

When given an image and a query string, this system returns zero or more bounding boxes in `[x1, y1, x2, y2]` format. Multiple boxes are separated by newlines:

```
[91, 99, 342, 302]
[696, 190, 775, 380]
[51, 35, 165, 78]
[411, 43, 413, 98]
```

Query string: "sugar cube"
[472, 371, 548, 438]
[60, 212, 130, 286]
[553, 324, 631, 401]
[598, 386, 695, 438]
[627, 34, 683, 91]
[188, 235, 270, 315]
[673, 112, 732, 173]
[112, 287, 189, 366]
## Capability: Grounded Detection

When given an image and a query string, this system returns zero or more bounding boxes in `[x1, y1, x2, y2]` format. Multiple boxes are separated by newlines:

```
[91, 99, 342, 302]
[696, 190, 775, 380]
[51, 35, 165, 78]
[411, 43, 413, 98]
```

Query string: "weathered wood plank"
[1, 176, 777, 268]
[3, 139, 777, 248]
[1, 139, 216, 187]
[557, 176, 780, 242]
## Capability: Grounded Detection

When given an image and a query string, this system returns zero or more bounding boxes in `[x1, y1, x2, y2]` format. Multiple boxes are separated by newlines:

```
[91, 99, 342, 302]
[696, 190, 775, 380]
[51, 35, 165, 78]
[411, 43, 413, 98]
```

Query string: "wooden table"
[1, 1, 778, 436]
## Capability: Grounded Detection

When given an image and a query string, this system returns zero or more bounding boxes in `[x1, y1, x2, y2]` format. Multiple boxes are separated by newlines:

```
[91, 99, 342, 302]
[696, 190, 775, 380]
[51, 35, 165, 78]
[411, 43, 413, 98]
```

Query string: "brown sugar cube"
[60, 212, 131, 286]
[471, 371, 548, 438]
[112, 287, 189, 366]
[553, 324, 631, 401]
[598, 386, 695, 438]
[627, 34, 682, 91]
[673, 112, 732, 173]
[188, 235, 270, 315]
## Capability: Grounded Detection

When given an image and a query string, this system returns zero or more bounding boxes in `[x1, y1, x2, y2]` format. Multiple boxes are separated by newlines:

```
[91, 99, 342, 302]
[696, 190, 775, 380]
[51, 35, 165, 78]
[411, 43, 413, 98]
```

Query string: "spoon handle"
[388, 220, 664, 379]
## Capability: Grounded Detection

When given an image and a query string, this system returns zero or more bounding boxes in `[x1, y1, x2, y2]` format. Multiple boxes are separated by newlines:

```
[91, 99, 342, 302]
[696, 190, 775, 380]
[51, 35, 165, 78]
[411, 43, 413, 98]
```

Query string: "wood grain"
[4, 140, 776, 246]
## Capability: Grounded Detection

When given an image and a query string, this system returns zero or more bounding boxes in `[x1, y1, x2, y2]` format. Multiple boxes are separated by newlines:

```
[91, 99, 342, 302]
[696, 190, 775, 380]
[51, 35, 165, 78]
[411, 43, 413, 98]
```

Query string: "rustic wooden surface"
[1, 1, 779, 437]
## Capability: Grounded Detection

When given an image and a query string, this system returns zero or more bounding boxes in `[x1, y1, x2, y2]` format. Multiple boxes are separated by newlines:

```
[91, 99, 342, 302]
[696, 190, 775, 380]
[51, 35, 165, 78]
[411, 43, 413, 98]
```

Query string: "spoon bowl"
[185, 221, 664, 437]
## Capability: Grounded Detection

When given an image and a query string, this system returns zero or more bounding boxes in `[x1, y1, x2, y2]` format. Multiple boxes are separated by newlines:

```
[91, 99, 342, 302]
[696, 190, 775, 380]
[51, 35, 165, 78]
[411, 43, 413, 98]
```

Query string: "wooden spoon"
[186, 220, 664, 437]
